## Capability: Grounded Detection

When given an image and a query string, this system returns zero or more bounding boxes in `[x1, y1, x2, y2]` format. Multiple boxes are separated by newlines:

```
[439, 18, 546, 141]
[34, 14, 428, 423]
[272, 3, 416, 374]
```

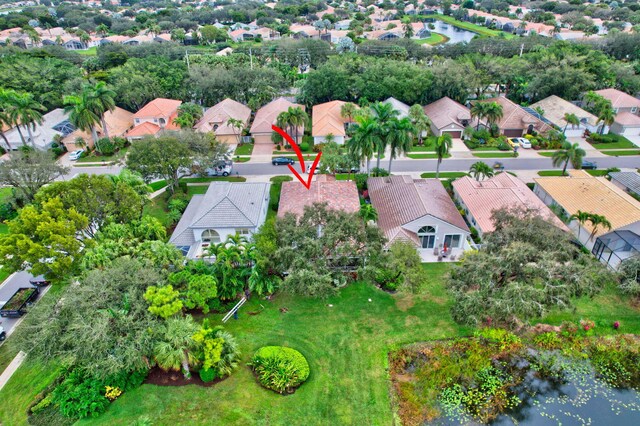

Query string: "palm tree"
[597, 104, 616, 135]
[469, 161, 494, 182]
[408, 104, 431, 145]
[282, 106, 308, 146]
[153, 316, 200, 379]
[0, 88, 18, 151]
[340, 102, 358, 128]
[470, 101, 489, 131]
[434, 133, 453, 179]
[87, 82, 117, 139]
[348, 115, 380, 174]
[8, 92, 45, 147]
[484, 101, 504, 130]
[588, 214, 612, 242]
[569, 210, 590, 241]
[64, 92, 101, 149]
[360, 204, 378, 222]
[387, 117, 414, 173]
[227, 118, 245, 145]
[370, 102, 399, 170]
[96, 24, 109, 37]
[562, 113, 580, 134]
[552, 141, 586, 175]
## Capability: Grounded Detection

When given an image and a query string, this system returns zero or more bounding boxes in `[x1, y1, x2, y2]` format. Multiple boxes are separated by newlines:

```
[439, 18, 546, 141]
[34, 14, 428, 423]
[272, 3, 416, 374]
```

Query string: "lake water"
[428, 20, 478, 44]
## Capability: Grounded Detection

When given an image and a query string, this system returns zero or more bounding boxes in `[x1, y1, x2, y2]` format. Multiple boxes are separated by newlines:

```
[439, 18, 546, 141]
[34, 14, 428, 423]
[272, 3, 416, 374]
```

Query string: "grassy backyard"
[414, 33, 448, 45]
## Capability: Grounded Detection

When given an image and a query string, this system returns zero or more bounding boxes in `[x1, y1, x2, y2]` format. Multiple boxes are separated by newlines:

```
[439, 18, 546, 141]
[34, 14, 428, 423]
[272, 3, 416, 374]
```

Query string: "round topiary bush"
[250, 346, 310, 394]
[199, 367, 217, 383]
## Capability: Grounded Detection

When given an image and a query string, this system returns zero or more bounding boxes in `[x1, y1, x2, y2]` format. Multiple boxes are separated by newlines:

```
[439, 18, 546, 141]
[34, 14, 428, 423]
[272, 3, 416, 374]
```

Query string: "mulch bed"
[144, 367, 225, 387]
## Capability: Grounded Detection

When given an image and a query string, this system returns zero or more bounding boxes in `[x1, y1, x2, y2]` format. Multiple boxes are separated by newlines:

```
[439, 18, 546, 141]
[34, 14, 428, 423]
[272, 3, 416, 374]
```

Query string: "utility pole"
[185, 49, 190, 71]
[249, 47, 253, 70]
[519, 43, 524, 57]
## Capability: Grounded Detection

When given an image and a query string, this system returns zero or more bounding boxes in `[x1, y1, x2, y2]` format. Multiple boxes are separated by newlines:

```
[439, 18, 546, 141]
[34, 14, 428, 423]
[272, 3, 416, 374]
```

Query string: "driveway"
[0, 271, 48, 339]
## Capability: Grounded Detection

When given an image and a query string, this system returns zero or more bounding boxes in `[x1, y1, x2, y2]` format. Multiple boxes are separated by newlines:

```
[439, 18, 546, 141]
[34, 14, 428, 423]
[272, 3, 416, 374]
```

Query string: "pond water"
[428, 20, 478, 44]
[431, 355, 640, 425]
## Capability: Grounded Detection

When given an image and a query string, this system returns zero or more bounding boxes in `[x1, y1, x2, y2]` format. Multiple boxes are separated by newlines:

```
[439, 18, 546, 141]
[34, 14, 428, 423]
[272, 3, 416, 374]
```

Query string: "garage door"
[622, 127, 640, 136]
[503, 129, 523, 138]
[443, 130, 462, 138]
[253, 134, 272, 144]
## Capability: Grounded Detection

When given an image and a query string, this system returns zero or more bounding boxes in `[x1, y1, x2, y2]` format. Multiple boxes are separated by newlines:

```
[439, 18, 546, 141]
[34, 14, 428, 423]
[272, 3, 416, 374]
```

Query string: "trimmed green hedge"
[250, 346, 310, 394]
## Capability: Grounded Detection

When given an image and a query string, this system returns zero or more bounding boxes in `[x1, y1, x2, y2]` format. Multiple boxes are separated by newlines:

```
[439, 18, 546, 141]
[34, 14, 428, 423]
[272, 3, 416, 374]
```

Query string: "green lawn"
[601, 149, 640, 156]
[588, 135, 636, 149]
[536, 151, 557, 157]
[468, 145, 505, 151]
[472, 152, 515, 158]
[420, 172, 468, 179]
[234, 144, 254, 156]
[537, 170, 566, 177]
[427, 14, 514, 38]
[77, 47, 97, 56]
[76, 147, 128, 163]
[407, 153, 451, 159]
[409, 144, 436, 152]
[414, 32, 448, 45]
[149, 177, 247, 192]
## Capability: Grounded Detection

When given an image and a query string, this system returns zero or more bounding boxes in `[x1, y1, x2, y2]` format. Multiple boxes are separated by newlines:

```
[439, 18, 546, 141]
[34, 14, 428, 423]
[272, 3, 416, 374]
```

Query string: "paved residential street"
[0, 271, 46, 339]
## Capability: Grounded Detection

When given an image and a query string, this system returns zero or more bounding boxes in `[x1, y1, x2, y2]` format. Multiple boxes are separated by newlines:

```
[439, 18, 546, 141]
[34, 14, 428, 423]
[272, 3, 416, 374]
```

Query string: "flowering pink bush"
[580, 319, 595, 332]
[613, 321, 620, 330]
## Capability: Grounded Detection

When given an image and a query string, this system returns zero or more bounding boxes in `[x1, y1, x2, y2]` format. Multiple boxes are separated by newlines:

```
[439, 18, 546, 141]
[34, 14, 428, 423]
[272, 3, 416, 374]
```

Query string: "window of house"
[236, 228, 250, 236]
[444, 234, 462, 249]
[201, 229, 221, 244]
[153, 118, 158, 122]
[632, 107, 638, 113]
[418, 225, 436, 249]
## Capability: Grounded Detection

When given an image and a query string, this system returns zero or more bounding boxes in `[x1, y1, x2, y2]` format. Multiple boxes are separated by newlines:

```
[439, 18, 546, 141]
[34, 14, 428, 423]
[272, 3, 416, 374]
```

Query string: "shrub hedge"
[250, 346, 310, 394]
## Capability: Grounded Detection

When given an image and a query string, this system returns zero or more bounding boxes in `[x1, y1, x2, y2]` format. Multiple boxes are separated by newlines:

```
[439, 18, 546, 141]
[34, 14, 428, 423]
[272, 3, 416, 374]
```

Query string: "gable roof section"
[312, 100, 347, 137]
[125, 121, 161, 138]
[250, 97, 305, 134]
[483, 97, 552, 133]
[529, 95, 598, 128]
[278, 175, 359, 217]
[134, 98, 182, 119]
[615, 111, 640, 127]
[595, 88, 640, 109]
[423, 97, 471, 130]
[609, 171, 640, 196]
[194, 98, 251, 135]
[368, 175, 469, 243]
[384, 97, 410, 118]
[534, 170, 640, 237]
[452, 173, 568, 233]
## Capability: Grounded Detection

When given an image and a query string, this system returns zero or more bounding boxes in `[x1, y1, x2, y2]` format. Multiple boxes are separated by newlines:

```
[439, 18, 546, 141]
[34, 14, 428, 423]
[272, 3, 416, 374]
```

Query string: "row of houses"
[169, 169, 640, 270]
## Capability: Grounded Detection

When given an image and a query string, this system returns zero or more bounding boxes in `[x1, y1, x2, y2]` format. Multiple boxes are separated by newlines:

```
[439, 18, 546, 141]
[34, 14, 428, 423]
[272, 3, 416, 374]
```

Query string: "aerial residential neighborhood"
[0, 0, 639, 425]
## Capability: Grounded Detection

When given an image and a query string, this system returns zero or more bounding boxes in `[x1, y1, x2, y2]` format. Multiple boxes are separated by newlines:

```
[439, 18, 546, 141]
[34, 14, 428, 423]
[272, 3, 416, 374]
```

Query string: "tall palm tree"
[64, 92, 101, 149]
[470, 102, 488, 131]
[434, 133, 453, 179]
[227, 118, 245, 145]
[588, 214, 612, 242]
[408, 104, 431, 145]
[562, 113, 580, 134]
[597, 104, 616, 135]
[387, 117, 414, 173]
[370, 102, 399, 170]
[360, 204, 378, 222]
[348, 115, 380, 174]
[153, 316, 200, 379]
[484, 101, 504, 130]
[569, 210, 590, 241]
[552, 141, 586, 175]
[0, 88, 18, 151]
[340, 102, 358, 126]
[286, 106, 308, 146]
[8, 92, 45, 147]
[87, 82, 117, 139]
[469, 161, 494, 182]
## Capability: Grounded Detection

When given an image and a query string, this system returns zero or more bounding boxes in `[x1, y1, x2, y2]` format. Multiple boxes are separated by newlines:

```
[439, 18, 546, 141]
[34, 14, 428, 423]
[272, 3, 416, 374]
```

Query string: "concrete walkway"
[0, 351, 26, 391]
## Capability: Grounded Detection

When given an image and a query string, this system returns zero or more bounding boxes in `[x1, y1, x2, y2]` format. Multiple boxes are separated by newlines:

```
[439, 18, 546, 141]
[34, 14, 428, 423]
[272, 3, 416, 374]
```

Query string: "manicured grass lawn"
[601, 149, 640, 156]
[410, 144, 436, 152]
[407, 153, 451, 159]
[537, 170, 566, 177]
[77, 47, 97, 56]
[149, 177, 247, 192]
[536, 151, 557, 157]
[472, 152, 515, 158]
[186, 185, 209, 196]
[76, 147, 128, 163]
[420, 172, 468, 179]
[468, 145, 504, 151]
[414, 33, 448, 45]
[586, 170, 610, 177]
[233, 157, 250, 163]
[430, 14, 514, 38]
[267, 176, 293, 220]
[588, 135, 636, 149]
[234, 144, 254, 156]
[80, 264, 470, 425]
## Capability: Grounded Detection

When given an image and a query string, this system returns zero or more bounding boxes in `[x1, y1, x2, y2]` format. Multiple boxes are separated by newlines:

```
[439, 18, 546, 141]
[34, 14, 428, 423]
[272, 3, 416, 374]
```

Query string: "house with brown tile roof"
[533, 170, 640, 251]
[312, 100, 347, 145]
[194, 98, 251, 144]
[278, 174, 360, 218]
[125, 98, 181, 141]
[529, 95, 599, 137]
[423, 97, 472, 138]
[250, 97, 305, 144]
[368, 175, 471, 260]
[610, 112, 640, 137]
[480, 96, 552, 137]
[62, 106, 134, 151]
[452, 173, 568, 236]
[595, 88, 640, 115]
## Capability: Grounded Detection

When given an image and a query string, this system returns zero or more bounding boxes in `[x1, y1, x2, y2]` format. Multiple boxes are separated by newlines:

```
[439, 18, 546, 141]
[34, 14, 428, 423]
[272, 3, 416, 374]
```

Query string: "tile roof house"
[169, 182, 271, 259]
[533, 170, 640, 251]
[452, 173, 569, 236]
[194, 98, 251, 144]
[383, 97, 410, 119]
[0, 109, 74, 151]
[368, 175, 471, 260]
[278, 174, 360, 218]
[125, 98, 182, 141]
[250, 97, 305, 144]
[62, 106, 134, 151]
[609, 171, 640, 198]
[481, 96, 552, 137]
[312, 100, 348, 144]
[423, 97, 472, 138]
[529, 95, 599, 137]
[609, 112, 640, 138]
[595, 88, 640, 115]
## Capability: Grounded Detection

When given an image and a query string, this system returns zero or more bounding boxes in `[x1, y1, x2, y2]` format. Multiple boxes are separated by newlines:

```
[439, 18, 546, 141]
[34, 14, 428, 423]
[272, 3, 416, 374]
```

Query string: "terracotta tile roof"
[250, 97, 305, 135]
[614, 111, 640, 126]
[312, 100, 347, 137]
[278, 174, 360, 218]
[482, 97, 552, 133]
[133, 98, 182, 119]
[368, 175, 469, 244]
[195, 98, 251, 136]
[423, 97, 472, 131]
[595, 89, 640, 110]
[452, 173, 568, 234]
[63, 106, 133, 145]
[534, 170, 640, 237]
[125, 121, 161, 138]
[529, 95, 598, 127]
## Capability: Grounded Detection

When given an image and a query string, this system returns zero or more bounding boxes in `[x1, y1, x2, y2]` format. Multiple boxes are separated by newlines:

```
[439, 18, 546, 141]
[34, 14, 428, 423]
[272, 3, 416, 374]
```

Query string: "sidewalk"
[0, 351, 26, 391]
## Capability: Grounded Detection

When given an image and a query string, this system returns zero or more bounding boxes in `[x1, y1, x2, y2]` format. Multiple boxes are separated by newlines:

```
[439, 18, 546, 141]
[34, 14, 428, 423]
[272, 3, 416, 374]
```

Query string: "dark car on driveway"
[582, 161, 597, 170]
[272, 157, 295, 166]
[29, 275, 50, 287]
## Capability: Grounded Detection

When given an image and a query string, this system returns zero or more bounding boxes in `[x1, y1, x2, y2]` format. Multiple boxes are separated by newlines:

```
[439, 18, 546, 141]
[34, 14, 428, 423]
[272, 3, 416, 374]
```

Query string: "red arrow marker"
[271, 124, 322, 189]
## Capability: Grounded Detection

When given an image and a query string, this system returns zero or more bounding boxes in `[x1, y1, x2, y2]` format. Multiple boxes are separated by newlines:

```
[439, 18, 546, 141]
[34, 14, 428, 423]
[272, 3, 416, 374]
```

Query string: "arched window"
[417, 226, 436, 249]
[201, 229, 220, 244]
[159, 117, 166, 127]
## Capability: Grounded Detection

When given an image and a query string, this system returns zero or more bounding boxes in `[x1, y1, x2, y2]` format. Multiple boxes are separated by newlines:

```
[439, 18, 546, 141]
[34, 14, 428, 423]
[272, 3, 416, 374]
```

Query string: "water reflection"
[427, 20, 479, 44]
